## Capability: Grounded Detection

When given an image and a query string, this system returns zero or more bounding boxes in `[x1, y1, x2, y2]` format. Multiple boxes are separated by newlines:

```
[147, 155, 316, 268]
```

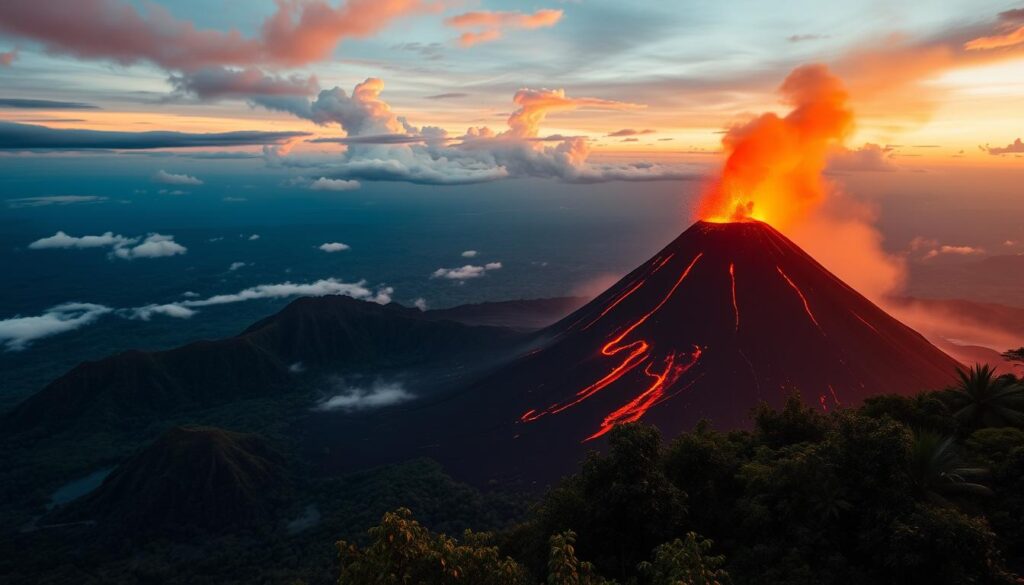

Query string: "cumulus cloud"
[228, 261, 248, 271]
[432, 262, 502, 280]
[982, 138, 1024, 156]
[0, 303, 112, 351]
[0, 121, 309, 150]
[28, 231, 133, 249]
[154, 169, 203, 185]
[316, 379, 414, 412]
[259, 78, 695, 186]
[7, 195, 107, 208]
[413, 298, 427, 311]
[319, 242, 350, 252]
[461, 250, 478, 258]
[309, 177, 360, 191]
[111, 233, 188, 259]
[445, 9, 563, 47]
[248, 234, 260, 240]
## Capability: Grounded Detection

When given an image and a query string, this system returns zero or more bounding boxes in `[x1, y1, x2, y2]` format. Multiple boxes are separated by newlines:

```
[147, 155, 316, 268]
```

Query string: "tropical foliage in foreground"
[337, 371, 1024, 585]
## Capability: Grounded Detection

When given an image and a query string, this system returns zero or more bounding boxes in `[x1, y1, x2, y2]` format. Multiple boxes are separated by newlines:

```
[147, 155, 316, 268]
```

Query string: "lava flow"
[776, 265, 824, 332]
[520, 253, 704, 437]
[729, 262, 740, 332]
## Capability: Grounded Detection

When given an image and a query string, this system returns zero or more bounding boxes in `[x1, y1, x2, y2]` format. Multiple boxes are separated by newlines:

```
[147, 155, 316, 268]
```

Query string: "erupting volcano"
[323, 218, 960, 483]
[508, 219, 959, 442]
[320, 65, 961, 482]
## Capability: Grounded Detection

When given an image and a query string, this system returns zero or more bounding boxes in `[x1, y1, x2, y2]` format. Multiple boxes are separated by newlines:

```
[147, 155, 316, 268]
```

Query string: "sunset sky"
[1, 0, 1023, 177]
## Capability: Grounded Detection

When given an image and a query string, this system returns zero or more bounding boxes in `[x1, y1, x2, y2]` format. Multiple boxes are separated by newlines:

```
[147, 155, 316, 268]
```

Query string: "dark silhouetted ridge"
[53, 426, 286, 535]
[5, 295, 523, 434]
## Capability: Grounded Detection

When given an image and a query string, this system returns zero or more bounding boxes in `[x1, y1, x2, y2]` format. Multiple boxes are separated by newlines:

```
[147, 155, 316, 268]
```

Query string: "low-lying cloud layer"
[0, 303, 112, 350]
[315, 379, 415, 412]
[6, 195, 107, 208]
[0, 277, 396, 351]
[432, 261, 502, 280]
[28, 231, 188, 259]
[154, 169, 203, 185]
[319, 242, 351, 252]
[309, 177, 360, 191]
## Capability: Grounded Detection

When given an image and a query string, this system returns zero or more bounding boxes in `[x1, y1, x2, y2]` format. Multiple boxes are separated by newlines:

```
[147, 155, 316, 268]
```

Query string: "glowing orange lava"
[777, 266, 823, 332]
[586, 348, 702, 440]
[729, 262, 740, 332]
[695, 65, 853, 230]
[581, 279, 645, 331]
[521, 253, 704, 436]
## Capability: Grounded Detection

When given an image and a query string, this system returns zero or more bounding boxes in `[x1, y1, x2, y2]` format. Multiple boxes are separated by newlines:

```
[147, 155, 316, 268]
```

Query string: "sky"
[0, 0, 1023, 178]
[2, 1, 1024, 387]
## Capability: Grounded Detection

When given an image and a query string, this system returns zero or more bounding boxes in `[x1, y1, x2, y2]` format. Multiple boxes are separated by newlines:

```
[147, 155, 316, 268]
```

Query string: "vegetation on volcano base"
[3, 369, 1023, 585]
[336, 372, 1024, 585]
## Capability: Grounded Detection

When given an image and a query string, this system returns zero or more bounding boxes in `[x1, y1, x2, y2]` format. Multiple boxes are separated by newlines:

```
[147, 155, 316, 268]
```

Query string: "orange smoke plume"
[697, 64, 853, 230]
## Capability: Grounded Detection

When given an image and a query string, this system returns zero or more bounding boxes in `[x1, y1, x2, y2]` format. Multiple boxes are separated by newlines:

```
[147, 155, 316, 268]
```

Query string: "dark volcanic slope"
[53, 426, 286, 535]
[321, 221, 961, 482]
[5, 296, 524, 434]
[424, 297, 588, 331]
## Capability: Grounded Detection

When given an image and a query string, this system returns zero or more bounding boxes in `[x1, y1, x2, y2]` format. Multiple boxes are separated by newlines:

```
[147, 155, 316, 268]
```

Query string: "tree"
[336, 508, 531, 585]
[546, 531, 614, 585]
[526, 424, 687, 580]
[638, 532, 731, 585]
[884, 504, 1015, 585]
[1001, 347, 1024, 365]
[908, 430, 991, 506]
[946, 365, 1024, 429]
[752, 393, 829, 448]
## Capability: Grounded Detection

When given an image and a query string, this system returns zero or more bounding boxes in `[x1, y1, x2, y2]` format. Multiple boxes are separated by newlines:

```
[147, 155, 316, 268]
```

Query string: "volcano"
[317, 220, 961, 482]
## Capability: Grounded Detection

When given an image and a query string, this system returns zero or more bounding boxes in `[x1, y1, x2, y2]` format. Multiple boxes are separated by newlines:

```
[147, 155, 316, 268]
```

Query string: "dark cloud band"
[0, 121, 310, 150]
